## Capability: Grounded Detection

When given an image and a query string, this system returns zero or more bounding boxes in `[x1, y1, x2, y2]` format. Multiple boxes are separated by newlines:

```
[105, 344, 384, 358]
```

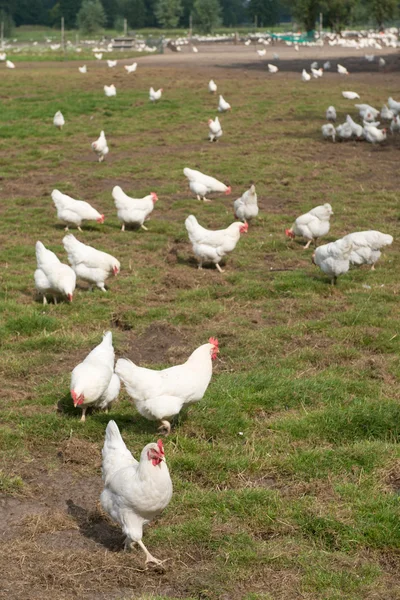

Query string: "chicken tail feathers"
[185, 215, 198, 234]
[102, 420, 136, 483]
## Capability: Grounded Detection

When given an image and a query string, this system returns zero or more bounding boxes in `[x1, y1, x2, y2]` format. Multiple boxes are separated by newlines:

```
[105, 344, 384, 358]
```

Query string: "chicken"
[107, 60, 117, 68]
[208, 79, 217, 93]
[233, 184, 258, 222]
[355, 103, 379, 121]
[326, 106, 337, 121]
[125, 62, 137, 73]
[91, 130, 109, 162]
[192, 46, 198, 53]
[257, 49, 266, 57]
[342, 91, 360, 100]
[346, 115, 364, 138]
[323, 61, 331, 70]
[208, 117, 222, 142]
[185, 215, 248, 272]
[183, 167, 231, 201]
[310, 61, 318, 69]
[311, 67, 323, 78]
[301, 69, 311, 82]
[52, 189, 104, 231]
[336, 121, 353, 140]
[63, 234, 120, 292]
[0, 52, 6, 61]
[379, 58, 386, 67]
[78, 65, 87, 73]
[381, 105, 394, 120]
[285, 203, 333, 249]
[390, 116, 400, 133]
[6, 60, 15, 69]
[364, 125, 387, 144]
[34, 241, 76, 304]
[149, 87, 163, 101]
[321, 123, 336, 142]
[337, 64, 349, 75]
[268, 64, 278, 73]
[100, 421, 172, 566]
[112, 186, 158, 231]
[313, 237, 353, 285]
[70, 331, 118, 421]
[53, 111, 65, 130]
[218, 95, 231, 112]
[343, 230, 393, 270]
[95, 52, 103, 60]
[116, 338, 219, 434]
[365, 54, 375, 62]
[104, 84, 116, 97]
[388, 97, 400, 115]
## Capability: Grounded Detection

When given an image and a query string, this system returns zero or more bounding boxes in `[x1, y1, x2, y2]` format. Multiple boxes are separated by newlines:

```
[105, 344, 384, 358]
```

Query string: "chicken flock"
[21, 58, 396, 569]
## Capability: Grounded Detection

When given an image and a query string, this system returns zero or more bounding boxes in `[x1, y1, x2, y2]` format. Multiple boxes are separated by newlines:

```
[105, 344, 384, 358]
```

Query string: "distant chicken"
[268, 64, 278, 73]
[52, 189, 104, 231]
[71, 332, 119, 421]
[112, 186, 158, 231]
[208, 116, 222, 142]
[343, 230, 393, 270]
[63, 234, 120, 292]
[183, 167, 231, 201]
[6, 60, 15, 69]
[342, 91, 360, 100]
[116, 338, 219, 435]
[355, 103, 379, 121]
[390, 116, 400, 133]
[149, 87, 163, 102]
[104, 84, 116, 97]
[313, 238, 353, 284]
[95, 52, 103, 60]
[53, 111, 65, 130]
[233, 184, 258, 222]
[301, 69, 311, 82]
[323, 61, 331, 70]
[208, 79, 217, 93]
[364, 124, 387, 144]
[125, 62, 137, 73]
[107, 60, 117, 68]
[346, 115, 364, 138]
[218, 95, 231, 112]
[185, 215, 247, 272]
[91, 130, 109, 162]
[257, 49, 266, 57]
[286, 204, 333, 249]
[381, 105, 394, 120]
[337, 64, 349, 75]
[321, 123, 336, 142]
[326, 106, 336, 122]
[379, 58, 386, 67]
[78, 65, 87, 73]
[388, 97, 400, 115]
[34, 241, 76, 305]
[100, 421, 172, 566]
[311, 67, 323, 78]
[336, 121, 353, 140]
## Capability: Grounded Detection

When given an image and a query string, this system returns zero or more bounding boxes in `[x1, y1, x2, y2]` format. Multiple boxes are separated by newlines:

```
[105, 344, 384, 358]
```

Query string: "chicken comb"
[285, 228, 295, 239]
[157, 439, 165, 455]
[209, 337, 219, 348]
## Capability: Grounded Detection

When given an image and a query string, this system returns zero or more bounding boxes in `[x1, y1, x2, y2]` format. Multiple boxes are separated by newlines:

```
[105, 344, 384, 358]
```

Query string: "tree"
[220, 0, 246, 26]
[0, 8, 15, 35]
[366, 0, 396, 29]
[193, 0, 221, 32]
[59, 0, 82, 28]
[100, 0, 116, 27]
[322, 0, 356, 33]
[155, 0, 182, 27]
[248, 0, 280, 26]
[77, 0, 106, 33]
[118, 0, 146, 28]
[290, 0, 320, 32]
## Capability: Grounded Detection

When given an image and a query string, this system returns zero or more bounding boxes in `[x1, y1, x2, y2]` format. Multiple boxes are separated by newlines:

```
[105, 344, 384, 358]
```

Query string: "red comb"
[157, 439, 164, 454]
[209, 337, 219, 347]
[285, 228, 295, 239]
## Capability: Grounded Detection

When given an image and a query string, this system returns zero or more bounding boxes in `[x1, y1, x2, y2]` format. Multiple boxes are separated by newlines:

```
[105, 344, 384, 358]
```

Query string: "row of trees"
[0, 0, 398, 33]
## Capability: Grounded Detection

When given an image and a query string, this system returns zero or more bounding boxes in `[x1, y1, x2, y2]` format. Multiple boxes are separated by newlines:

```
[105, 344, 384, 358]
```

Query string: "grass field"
[0, 54, 400, 600]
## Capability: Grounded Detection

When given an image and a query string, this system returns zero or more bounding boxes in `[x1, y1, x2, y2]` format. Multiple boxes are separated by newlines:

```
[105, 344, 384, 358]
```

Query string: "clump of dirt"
[58, 438, 101, 468]
[122, 322, 188, 365]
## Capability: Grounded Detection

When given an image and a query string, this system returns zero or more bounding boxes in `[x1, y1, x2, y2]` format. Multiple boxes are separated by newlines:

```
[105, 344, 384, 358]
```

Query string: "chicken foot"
[80, 407, 87, 422]
[141, 224, 148, 231]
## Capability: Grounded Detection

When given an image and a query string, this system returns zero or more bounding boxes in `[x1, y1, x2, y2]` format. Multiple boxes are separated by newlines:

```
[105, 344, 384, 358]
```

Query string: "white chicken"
[100, 421, 172, 566]
[208, 116, 222, 142]
[107, 59, 117, 68]
[95, 52, 103, 60]
[185, 215, 248, 272]
[337, 64, 349, 75]
[268, 64, 278, 73]
[311, 67, 323, 78]
[116, 338, 219, 434]
[342, 91, 360, 100]
[53, 111, 65, 130]
[390, 116, 400, 133]
[336, 121, 353, 140]
[346, 115, 364, 139]
[388, 97, 400, 115]
[208, 79, 217, 93]
[52, 189, 104, 231]
[379, 58, 386, 68]
[313, 237, 353, 285]
[257, 49, 266, 57]
[364, 125, 387, 144]
[343, 230, 393, 270]
[323, 61, 331, 70]
[6, 60, 15, 69]
[301, 69, 311, 82]
[355, 103, 379, 121]
[78, 65, 87, 73]
[233, 184, 258, 222]
[285, 204, 333, 249]
[125, 62, 137, 73]
[112, 186, 158, 231]
[218, 95, 231, 112]
[326, 106, 337, 122]
[381, 105, 394, 120]
[149, 87, 163, 102]
[183, 167, 231, 201]
[70, 332, 118, 421]
[34, 241, 76, 305]
[91, 130, 109, 162]
[321, 123, 336, 142]
[104, 84, 117, 97]
[63, 234, 120, 292]
[0, 53, 6, 61]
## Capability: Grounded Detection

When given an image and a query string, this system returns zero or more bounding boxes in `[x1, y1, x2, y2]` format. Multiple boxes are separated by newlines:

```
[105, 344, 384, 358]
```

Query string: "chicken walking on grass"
[34, 241, 76, 305]
[285, 204, 333, 249]
[52, 189, 104, 231]
[63, 234, 120, 292]
[112, 186, 158, 231]
[184, 167, 231, 202]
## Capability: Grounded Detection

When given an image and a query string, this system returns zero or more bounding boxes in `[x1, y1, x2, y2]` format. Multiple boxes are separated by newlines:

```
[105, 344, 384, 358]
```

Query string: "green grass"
[0, 58, 400, 600]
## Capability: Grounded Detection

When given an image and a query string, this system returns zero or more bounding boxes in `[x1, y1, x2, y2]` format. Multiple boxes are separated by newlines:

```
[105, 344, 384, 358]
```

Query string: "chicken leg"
[80, 407, 87, 422]
[158, 420, 171, 436]
[216, 263, 225, 273]
[141, 224, 148, 231]
[43, 296, 48, 305]
[137, 539, 165, 566]
[304, 240, 312, 250]
[121, 223, 125, 232]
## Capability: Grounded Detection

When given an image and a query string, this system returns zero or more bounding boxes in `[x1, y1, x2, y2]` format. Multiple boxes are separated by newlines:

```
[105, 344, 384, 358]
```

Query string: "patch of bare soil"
[115, 321, 188, 365]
